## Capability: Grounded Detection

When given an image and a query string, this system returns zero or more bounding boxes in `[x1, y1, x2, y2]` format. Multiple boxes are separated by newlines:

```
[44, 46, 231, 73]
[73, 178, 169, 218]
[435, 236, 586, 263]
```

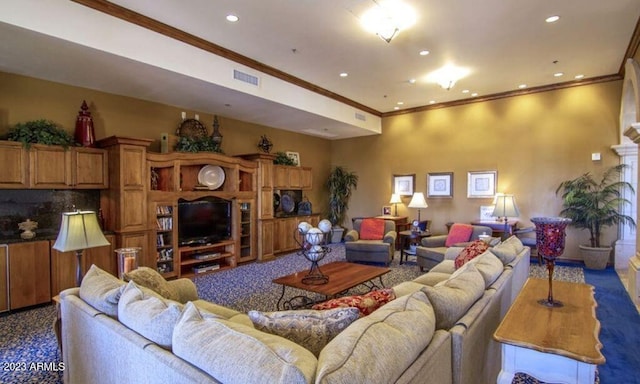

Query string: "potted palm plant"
[556, 164, 636, 269]
[326, 166, 358, 243]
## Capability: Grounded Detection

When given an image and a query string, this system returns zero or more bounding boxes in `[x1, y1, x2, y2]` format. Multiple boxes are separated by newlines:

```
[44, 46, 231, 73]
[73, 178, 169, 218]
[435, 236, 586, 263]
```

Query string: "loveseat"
[60, 236, 529, 384]
[416, 223, 494, 271]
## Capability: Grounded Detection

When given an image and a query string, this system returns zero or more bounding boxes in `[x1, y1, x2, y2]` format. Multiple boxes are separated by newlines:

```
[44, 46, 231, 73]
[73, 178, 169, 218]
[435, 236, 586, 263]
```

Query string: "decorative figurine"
[18, 219, 38, 239]
[258, 135, 273, 153]
[75, 100, 96, 147]
[211, 115, 223, 145]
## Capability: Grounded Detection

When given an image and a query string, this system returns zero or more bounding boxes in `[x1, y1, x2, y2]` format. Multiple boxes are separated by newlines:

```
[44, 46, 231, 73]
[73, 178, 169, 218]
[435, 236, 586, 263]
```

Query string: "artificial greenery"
[273, 151, 296, 166]
[5, 119, 76, 148]
[175, 136, 224, 154]
[556, 164, 636, 248]
[326, 166, 358, 226]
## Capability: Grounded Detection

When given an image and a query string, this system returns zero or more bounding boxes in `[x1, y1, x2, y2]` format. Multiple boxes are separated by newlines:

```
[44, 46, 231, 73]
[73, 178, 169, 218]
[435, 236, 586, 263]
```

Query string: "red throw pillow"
[359, 218, 385, 240]
[445, 223, 474, 247]
[455, 240, 490, 269]
[311, 288, 396, 316]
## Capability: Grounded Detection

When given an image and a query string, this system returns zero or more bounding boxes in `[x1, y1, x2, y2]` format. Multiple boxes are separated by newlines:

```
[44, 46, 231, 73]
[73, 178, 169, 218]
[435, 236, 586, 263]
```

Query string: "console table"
[493, 278, 605, 384]
[470, 219, 518, 237]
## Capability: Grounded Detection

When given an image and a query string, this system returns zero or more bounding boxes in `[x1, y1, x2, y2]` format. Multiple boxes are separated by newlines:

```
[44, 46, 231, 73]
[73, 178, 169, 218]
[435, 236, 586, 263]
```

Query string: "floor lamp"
[53, 210, 110, 287]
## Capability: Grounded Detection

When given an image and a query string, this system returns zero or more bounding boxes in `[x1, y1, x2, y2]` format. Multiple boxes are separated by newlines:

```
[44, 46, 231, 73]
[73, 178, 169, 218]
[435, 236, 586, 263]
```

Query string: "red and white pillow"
[312, 288, 396, 316]
[454, 240, 490, 269]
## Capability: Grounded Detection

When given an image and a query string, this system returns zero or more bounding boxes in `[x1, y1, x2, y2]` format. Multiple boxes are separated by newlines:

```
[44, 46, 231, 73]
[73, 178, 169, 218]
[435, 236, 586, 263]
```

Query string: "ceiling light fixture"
[360, 0, 417, 43]
[554, 72, 564, 77]
[339, 72, 348, 77]
[545, 15, 560, 23]
[575, 74, 584, 79]
[419, 50, 430, 56]
[518, 84, 527, 89]
[226, 14, 239, 22]
[426, 64, 470, 91]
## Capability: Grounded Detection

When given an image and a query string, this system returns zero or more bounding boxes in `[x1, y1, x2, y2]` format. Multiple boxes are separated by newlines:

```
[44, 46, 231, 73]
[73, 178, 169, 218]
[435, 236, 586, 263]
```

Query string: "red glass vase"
[531, 217, 571, 307]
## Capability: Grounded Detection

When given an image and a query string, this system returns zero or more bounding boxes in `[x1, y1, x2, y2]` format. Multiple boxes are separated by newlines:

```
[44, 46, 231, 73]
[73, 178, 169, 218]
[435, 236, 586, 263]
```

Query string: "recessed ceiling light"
[471, 93, 478, 97]
[429, 100, 436, 104]
[339, 72, 348, 77]
[408, 78, 416, 84]
[554, 72, 564, 77]
[397, 101, 404, 105]
[545, 15, 560, 23]
[226, 14, 239, 22]
[394, 106, 400, 110]
[518, 84, 527, 89]
[419, 50, 430, 56]
[462, 89, 470, 94]
[575, 74, 584, 79]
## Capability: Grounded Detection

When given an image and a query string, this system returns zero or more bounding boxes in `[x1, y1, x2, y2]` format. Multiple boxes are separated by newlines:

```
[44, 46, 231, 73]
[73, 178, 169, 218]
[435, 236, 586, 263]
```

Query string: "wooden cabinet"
[272, 214, 320, 255]
[50, 234, 116, 295]
[8, 241, 51, 310]
[177, 241, 236, 278]
[0, 245, 8, 312]
[0, 141, 108, 189]
[273, 165, 313, 190]
[237, 200, 256, 263]
[259, 219, 275, 261]
[0, 141, 28, 188]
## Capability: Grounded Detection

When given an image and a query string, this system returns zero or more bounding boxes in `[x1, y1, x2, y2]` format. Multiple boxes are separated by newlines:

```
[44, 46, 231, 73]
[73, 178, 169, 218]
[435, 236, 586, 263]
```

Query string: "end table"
[398, 230, 431, 264]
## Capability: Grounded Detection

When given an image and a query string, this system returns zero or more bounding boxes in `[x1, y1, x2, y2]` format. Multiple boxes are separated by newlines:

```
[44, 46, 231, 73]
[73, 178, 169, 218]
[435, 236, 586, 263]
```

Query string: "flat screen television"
[177, 197, 231, 246]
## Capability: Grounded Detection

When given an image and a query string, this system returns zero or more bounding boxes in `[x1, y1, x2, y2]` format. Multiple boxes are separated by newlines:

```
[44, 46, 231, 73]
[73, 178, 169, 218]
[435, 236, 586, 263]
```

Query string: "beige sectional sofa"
[60, 236, 529, 384]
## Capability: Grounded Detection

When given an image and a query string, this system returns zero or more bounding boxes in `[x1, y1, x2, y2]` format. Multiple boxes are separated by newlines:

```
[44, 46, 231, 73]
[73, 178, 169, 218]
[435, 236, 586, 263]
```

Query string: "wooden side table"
[398, 230, 431, 264]
[471, 220, 518, 237]
[375, 216, 408, 250]
[493, 278, 605, 384]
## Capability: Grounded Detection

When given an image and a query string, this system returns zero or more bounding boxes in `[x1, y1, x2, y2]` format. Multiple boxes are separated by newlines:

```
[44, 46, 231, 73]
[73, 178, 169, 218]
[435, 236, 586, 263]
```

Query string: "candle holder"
[531, 217, 571, 307]
[116, 247, 140, 279]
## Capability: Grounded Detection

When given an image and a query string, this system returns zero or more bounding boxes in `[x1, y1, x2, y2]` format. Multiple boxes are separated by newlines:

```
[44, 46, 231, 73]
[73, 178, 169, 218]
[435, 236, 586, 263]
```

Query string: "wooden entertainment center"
[0, 137, 317, 310]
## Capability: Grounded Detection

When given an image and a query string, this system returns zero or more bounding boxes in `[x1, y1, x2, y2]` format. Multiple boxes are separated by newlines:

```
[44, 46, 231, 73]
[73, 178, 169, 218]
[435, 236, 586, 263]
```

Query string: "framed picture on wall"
[286, 151, 300, 166]
[382, 206, 392, 216]
[393, 174, 415, 196]
[427, 172, 453, 198]
[467, 171, 497, 198]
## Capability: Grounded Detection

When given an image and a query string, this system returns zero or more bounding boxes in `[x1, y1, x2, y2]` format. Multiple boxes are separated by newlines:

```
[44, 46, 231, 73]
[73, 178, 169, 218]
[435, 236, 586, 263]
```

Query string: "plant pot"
[331, 227, 345, 243]
[579, 245, 612, 270]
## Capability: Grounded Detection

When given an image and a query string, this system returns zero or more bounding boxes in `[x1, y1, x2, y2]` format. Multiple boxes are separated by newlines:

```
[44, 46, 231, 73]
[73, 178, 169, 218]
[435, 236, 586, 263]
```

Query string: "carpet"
[584, 267, 640, 384]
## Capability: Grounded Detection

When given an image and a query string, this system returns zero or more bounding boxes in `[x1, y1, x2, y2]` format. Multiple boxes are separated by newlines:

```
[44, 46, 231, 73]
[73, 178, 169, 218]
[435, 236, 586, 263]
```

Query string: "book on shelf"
[193, 252, 221, 260]
[156, 217, 173, 230]
[156, 205, 173, 215]
[193, 264, 220, 274]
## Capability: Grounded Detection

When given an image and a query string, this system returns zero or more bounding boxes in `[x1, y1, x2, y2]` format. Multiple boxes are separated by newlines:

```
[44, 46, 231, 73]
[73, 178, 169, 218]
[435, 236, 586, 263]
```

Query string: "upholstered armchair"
[415, 223, 493, 271]
[345, 218, 397, 266]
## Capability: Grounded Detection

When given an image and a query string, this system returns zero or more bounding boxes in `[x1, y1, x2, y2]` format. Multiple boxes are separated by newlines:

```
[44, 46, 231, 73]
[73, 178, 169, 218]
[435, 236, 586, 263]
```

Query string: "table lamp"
[389, 193, 402, 216]
[53, 210, 111, 286]
[408, 192, 428, 231]
[492, 194, 520, 238]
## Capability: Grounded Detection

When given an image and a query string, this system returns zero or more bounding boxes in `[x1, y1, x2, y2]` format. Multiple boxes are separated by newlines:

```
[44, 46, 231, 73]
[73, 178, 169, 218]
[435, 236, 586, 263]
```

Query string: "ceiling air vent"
[233, 69, 259, 86]
[354, 112, 366, 121]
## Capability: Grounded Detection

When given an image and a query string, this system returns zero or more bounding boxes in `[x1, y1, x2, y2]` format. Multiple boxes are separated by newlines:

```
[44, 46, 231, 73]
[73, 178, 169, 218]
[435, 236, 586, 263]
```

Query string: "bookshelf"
[153, 202, 177, 279]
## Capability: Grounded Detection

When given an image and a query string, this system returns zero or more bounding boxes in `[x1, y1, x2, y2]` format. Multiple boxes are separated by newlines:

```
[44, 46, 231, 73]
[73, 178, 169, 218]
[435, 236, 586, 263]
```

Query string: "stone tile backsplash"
[0, 190, 100, 239]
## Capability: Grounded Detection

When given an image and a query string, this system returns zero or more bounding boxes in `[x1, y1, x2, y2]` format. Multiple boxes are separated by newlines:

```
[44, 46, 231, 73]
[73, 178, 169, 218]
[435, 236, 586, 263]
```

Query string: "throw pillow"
[248, 307, 360, 357]
[359, 218, 385, 240]
[445, 223, 474, 247]
[79, 264, 126, 318]
[421, 264, 485, 329]
[118, 281, 183, 349]
[311, 288, 396, 316]
[123, 266, 179, 301]
[454, 240, 490, 269]
[491, 240, 519, 265]
[173, 302, 317, 384]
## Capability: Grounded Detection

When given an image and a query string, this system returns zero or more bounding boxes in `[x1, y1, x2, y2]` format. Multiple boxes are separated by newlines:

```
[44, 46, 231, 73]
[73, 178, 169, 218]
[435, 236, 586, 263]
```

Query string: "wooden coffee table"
[272, 261, 391, 310]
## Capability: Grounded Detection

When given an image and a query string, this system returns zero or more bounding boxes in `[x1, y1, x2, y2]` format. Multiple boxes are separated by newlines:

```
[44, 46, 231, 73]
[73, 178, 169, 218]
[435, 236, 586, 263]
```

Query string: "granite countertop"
[0, 230, 115, 244]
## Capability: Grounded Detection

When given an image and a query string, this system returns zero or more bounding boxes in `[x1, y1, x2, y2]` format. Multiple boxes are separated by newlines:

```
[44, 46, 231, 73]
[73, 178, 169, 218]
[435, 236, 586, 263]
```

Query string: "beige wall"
[0, 71, 332, 212]
[332, 81, 624, 260]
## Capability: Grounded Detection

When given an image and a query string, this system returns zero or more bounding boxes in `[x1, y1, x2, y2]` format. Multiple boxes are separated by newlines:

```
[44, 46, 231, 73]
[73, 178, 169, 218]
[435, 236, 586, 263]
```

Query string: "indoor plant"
[4, 119, 76, 148]
[556, 164, 636, 269]
[326, 166, 358, 243]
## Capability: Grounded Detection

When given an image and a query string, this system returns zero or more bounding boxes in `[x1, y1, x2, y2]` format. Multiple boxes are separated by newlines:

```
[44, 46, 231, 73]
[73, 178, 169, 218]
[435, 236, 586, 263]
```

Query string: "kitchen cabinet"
[8, 241, 51, 310]
[273, 165, 313, 190]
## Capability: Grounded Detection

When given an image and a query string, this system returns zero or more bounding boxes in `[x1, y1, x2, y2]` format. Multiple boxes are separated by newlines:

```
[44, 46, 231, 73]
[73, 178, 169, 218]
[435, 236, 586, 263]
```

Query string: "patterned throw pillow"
[248, 307, 360, 356]
[455, 240, 490, 269]
[359, 218, 385, 240]
[123, 267, 179, 301]
[445, 223, 474, 247]
[311, 288, 396, 316]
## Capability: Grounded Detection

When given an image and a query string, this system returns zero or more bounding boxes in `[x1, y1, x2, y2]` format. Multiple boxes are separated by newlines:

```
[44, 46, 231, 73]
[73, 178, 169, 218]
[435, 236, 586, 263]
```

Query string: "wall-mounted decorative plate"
[197, 165, 225, 190]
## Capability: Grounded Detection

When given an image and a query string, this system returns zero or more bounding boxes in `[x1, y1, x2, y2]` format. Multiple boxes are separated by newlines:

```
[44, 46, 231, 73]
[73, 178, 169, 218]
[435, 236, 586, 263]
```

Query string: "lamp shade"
[492, 194, 520, 218]
[389, 193, 402, 204]
[408, 192, 428, 209]
[53, 210, 110, 252]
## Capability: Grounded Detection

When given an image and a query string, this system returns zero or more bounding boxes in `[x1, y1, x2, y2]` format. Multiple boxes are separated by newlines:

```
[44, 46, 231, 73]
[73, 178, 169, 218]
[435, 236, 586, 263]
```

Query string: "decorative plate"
[177, 118, 208, 138]
[273, 193, 281, 209]
[281, 194, 295, 213]
[197, 165, 225, 190]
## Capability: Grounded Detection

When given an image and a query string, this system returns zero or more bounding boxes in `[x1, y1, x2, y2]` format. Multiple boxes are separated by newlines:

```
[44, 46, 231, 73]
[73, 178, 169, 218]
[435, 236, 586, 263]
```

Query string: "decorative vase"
[75, 100, 96, 147]
[580, 245, 612, 270]
[531, 217, 571, 307]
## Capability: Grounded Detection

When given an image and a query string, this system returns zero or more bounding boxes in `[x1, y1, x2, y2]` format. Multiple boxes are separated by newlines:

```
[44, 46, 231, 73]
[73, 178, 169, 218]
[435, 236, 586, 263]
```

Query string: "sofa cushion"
[123, 266, 180, 301]
[192, 300, 253, 327]
[79, 264, 126, 318]
[173, 302, 317, 384]
[491, 239, 519, 264]
[422, 264, 485, 329]
[248, 307, 360, 357]
[117, 281, 183, 349]
[469, 250, 505, 288]
[316, 290, 436, 384]
[413, 271, 452, 286]
[503, 235, 525, 253]
[311, 288, 395, 316]
[454, 240, 489, 269]
[445, 223, 474, 247]
[393, 281, 427, 297]
[359, 218, 385, 240]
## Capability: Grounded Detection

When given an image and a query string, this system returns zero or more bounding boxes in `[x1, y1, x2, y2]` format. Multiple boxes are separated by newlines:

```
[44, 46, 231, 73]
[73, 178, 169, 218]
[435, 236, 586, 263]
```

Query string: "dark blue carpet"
[584, 267, 640, 384]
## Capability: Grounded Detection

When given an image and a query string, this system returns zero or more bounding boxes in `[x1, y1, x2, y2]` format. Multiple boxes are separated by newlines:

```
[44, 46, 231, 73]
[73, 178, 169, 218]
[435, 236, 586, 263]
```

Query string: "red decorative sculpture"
[75, 100, 95, 147]
[531, 217, 571, 307]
